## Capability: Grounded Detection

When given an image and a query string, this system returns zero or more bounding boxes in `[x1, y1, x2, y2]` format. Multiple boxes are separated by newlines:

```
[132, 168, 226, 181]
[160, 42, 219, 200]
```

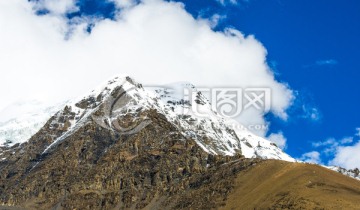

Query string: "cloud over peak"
[0, 0, 294, 136]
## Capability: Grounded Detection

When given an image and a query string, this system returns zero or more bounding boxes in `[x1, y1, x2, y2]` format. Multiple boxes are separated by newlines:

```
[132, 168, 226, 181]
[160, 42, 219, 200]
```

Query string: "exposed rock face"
[0, 76, 251, 209]
[0, 107, 250, 209]
[326, 166, 360, 180]
[0, 76, 360, 209]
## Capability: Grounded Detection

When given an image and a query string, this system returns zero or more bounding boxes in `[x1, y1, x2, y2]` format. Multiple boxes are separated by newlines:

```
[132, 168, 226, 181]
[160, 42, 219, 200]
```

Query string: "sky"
[0, 0, 359, 169]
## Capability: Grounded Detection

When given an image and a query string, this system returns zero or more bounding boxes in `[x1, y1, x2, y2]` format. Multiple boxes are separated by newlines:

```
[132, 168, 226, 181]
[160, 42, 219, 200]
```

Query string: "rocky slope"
[0, 76, 293, 161]
[0, 104, 61, 147]
[327, 166, 360, 180]
[0, 76, 288, 208]
[0, 76, 359, 209]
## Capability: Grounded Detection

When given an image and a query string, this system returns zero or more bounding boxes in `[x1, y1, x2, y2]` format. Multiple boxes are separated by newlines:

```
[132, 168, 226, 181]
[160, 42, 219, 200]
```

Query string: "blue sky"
[226, 0, 360, 165]
[1, 0, 359, 168]
[71, 0, 360, 166]
[176, 0, 360, 166]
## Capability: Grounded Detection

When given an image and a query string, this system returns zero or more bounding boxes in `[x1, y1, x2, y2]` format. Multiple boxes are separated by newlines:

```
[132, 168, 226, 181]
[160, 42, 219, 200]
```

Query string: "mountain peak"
[1, 75, 294, 161]
[1, 76, 359, 209]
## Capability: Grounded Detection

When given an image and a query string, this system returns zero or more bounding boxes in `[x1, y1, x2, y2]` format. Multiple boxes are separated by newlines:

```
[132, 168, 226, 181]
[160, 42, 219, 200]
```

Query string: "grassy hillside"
[222, 160, 360, 210]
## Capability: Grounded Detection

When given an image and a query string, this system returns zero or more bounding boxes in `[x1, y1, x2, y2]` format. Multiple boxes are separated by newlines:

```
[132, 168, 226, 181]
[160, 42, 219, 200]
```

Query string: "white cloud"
[340, 137, 354, 144]
[316, 59, 338, 66]
[0, 0, 294, 136]
[267, 131, 287, 150]
[33, 0, 78, 15]
[329, 141, 360, 169]
[109, 0, 137, 8]
[301, 105, 321, 121]
[312, 137, 354, 156]
[303, 59, 338, 69]
[312, 138, 336, 148]
[313, 137, 354, 148]
[207, 14, 227, 29]
[356, 128, 360, 137]
[300, 151, 322, 164]
[217, 0, 251, 6]
[304, 128, 359, 169]
[217, 0, 238, 6]
[328, 128, 360, 169]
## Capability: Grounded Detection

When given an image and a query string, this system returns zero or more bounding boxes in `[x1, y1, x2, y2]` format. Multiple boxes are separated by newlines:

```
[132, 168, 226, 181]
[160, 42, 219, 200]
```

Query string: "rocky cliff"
[1, 76, 358, 209]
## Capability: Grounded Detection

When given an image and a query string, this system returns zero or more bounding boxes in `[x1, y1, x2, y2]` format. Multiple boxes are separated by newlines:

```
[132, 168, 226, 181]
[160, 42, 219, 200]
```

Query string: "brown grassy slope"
[222, 160, 360, 210]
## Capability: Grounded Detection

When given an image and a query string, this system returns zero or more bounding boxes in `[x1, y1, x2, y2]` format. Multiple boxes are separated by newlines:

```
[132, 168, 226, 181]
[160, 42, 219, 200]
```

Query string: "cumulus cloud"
[312, 137, 353, 156]
[300, 151, 322, 164]
[0, 0, 294, 136]
[329, 141, 360, 169]
[109, 0, 137, 8]
[207, 14, 227, 29]
[302, 128, 360, 169]
[33, 0, 78, 15]
[329, 129, 360, 169]
[267, 131, 287, 150]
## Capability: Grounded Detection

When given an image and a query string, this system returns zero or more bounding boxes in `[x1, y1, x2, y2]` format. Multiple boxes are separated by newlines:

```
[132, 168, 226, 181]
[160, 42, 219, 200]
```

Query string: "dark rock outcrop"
[0, 77, 251, 209]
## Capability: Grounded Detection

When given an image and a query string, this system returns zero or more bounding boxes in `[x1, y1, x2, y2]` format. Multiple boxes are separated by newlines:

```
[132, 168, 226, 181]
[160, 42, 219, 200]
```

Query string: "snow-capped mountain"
[147, 82, 294, 161]
[0, 104, 62, 147]
[1, 76, 359, 209]
[1, 76, 294, 162]
[326, 166, 360, 180]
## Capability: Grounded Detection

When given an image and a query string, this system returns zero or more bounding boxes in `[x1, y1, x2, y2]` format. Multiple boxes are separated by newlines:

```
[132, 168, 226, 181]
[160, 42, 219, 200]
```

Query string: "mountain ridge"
[0, 76, 359, 209]
[1, 76, 293, 161]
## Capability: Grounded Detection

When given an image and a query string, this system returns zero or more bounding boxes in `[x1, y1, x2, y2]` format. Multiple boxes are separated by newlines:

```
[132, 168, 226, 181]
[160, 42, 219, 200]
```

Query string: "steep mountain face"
[0, 76, 359, 209]
[146, 82, 294, 160]
[0, 76, 291, 209]
[0, 76, 293, 161]
[0, 104, 61, 147]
